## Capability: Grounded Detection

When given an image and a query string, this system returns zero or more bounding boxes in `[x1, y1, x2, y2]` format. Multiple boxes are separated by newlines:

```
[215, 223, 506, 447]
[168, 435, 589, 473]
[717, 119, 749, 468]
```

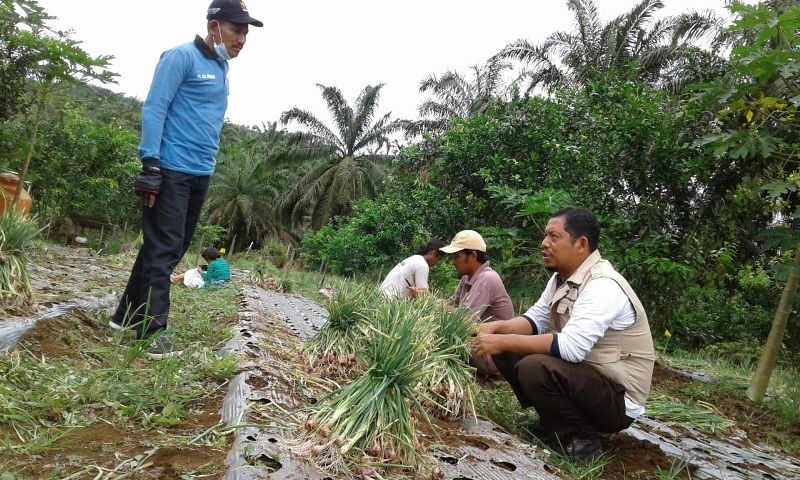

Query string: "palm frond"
[352, 113, 399, 153]
[279, 83, 397, 229]
[670, 10, 727, 45]
[494, 38, 540, 64]
[350, 84, 384, 151]
[316, 84, 353, 145]
[280, 107, 344, 155]
[281, 159, 336, 225]
[567, 0, 602, 53]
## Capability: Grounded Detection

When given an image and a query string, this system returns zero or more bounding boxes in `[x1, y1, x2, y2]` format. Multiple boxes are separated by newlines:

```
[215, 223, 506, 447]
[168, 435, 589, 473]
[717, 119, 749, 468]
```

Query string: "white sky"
[36, 0, 730, 130]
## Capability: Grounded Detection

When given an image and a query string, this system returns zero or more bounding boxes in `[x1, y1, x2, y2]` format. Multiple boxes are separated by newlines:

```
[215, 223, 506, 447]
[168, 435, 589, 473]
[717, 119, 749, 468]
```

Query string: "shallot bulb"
[310, 444, 325, 457]
[368, 443, 381, 457]
[431, 465, 445, 480]
[383, 446, 395, 460]
[360, 466, 377, 478]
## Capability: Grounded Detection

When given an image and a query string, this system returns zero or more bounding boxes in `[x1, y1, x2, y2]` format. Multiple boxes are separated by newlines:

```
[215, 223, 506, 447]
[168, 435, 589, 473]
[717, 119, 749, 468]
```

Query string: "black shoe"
[563, 432, 603, 463]
[144, 335, 182, 360]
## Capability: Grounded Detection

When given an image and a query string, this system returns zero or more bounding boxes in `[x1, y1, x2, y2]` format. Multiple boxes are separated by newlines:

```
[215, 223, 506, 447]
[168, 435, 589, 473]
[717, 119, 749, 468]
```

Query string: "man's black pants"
[492, 353, 634, 440]
[113, 169, 210, 339]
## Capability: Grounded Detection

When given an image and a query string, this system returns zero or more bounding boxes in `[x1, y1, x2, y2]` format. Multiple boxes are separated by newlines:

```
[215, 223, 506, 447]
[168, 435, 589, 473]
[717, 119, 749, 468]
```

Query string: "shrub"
[700, 340, 796, 368]
[667, 286, 772, 350]
[0, 208, 41, 312]
[261, 237, 290, 268]
[190, 224, 228, 255]
[428, 260, 459, 298]
[300, 197, 429, 277]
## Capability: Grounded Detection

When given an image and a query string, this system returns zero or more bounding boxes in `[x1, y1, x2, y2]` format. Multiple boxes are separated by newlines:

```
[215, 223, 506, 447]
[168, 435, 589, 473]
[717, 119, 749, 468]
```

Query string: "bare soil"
[4, 245, 799, 479]
[4, 312, 230, 479]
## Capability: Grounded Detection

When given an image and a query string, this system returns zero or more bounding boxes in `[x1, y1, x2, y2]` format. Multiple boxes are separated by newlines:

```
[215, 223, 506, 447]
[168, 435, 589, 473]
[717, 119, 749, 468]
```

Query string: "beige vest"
[548, 251, 655, 406]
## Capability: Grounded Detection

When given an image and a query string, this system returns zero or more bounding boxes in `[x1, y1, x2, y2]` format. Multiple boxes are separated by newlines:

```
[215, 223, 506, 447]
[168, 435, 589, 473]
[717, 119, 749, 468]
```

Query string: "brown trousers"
[492, 353, 634, 440]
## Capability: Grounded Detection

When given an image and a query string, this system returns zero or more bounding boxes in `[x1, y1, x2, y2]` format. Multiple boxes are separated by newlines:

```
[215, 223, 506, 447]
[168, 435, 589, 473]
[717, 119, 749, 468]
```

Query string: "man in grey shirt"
[441, 230, 514, 375]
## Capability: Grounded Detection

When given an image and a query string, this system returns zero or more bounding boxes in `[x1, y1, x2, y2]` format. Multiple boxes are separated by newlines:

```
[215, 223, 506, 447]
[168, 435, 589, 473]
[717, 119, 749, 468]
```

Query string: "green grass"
[556, 454, 610, 480]
[0, 276, 239, 475]
[287, 269, 378, 303]
[288, 269, 330, 299]
[659, 351, 800, 455]
[623, 457, 692, 480]
[662, 352, 800, 422]
[475, 380, 538, 428]
[646, 393, 736, 433]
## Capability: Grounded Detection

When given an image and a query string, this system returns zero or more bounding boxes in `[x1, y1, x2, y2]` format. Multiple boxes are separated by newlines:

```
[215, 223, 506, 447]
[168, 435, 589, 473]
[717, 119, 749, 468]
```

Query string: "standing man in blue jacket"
[109, 0, 262, 359]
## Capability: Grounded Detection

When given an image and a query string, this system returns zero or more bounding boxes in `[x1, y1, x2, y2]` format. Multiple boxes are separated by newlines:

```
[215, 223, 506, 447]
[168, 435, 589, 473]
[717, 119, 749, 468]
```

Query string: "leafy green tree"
[479, 186, 573, 288]
[398, 70, 780, 329]
[690, 1, 800, 401]
[0, 0, 44, 121]
[6, 0, 114, 207]
[495, 0, 723, 92]
[407, 59, 511, 137]
[279, 84, 402, 229]
[206, 121, 328, 249]
[30, 104, 139, 224]
[70, 83, 143, 134]
[300, 178, 468, 278]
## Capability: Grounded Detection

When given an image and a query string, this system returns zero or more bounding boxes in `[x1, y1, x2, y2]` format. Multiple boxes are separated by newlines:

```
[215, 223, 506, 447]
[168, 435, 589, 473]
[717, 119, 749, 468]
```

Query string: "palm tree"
[205, 122, 316, 247]
[279, 84, 402, 229]
[495, 0, 724, 93]
[407, 59, 511, 137]
[204, 148, 282, 248]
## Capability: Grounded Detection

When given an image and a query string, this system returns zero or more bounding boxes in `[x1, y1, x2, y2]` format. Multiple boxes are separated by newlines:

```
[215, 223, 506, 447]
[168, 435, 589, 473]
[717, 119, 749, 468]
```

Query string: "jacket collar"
[559, 250, 603, 287]
[194, 35, 218, 60]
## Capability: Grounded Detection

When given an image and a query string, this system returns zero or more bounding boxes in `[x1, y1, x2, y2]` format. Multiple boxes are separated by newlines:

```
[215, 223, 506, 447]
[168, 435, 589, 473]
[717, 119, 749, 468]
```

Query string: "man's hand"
[407, 286, 430, 299]
[477, 321, 502, 335]
[472, 331, 504, 357]
[133, 160, 162, 208]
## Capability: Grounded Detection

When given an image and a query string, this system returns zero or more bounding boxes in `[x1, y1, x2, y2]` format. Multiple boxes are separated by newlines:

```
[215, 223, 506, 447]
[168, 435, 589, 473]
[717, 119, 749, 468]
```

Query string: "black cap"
[207, 0, 263, 27]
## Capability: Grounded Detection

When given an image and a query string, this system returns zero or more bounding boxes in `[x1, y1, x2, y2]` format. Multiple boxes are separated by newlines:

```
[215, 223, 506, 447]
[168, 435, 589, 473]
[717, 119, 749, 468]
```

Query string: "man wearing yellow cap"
[440, 229, 514, 376]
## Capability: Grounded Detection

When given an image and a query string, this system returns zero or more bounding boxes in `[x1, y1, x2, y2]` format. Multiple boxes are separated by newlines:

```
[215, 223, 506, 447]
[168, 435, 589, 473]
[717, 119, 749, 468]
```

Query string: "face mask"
[213, 24, 232, 60]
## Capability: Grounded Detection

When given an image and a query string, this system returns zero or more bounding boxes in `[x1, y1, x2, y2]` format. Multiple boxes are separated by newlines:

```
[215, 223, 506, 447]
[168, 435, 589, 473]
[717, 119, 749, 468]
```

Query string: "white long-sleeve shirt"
[522, 274, 644, 418]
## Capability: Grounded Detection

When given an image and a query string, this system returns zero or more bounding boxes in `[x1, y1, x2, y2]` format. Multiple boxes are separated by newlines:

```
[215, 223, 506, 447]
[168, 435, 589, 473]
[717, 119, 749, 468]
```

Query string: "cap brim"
[211, 14, 263, 27]
[237, 15, 263, 27]
[439, 245, 463, 254]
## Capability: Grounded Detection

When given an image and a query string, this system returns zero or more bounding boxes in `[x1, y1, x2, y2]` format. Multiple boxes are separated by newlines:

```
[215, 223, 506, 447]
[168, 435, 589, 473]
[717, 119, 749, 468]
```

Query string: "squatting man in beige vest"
[472, 207, 655, 462]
